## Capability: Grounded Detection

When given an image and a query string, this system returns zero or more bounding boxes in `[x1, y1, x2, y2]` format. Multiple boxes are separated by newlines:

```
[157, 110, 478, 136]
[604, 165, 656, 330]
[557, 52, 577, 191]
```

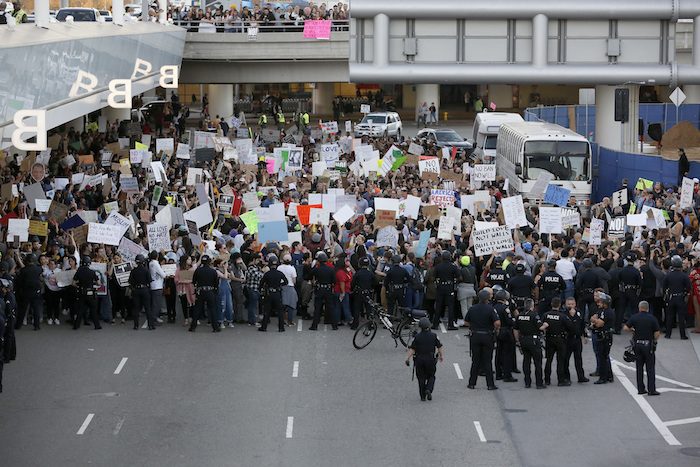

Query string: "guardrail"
[173, 19, 349, 34]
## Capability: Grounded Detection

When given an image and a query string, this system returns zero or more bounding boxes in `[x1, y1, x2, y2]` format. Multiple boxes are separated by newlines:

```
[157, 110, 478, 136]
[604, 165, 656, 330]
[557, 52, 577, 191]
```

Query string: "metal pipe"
[349, 0, 700, 20]
[532, 14, 548, 67]
[34, 0, 49, 28]
[373, 13, 389, 67]
[141, 0, 150, 21]
[694, 15, 700, 67]
[350, 63, 695, 85]
[112, 0, 125, 26]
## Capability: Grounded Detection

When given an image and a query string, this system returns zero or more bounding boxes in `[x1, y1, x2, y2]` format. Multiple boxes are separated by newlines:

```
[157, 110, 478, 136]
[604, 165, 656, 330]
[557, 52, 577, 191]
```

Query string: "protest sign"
[104, 210, 132, 237]
[501, 195, 527, 229]
[113, 263, 133, 287]
[635, 178, 653, 190]
[296, 204, 322, 225]
[561, 208, 581, 228]
[408, 142, 424, 156]
[47, 201, 69, 223]
[8, 219, 29, 242]
[156, 138, 174, 155]
[332, 204, 355, 225]
[286, 148, 303, 171]
[529, 172, 554, 198]
[429, 189, 455, 208]
[118, 237, 148, 264]
[376, 226, 399, 248]
[375, 209, 397, 228]
[626, 213, 647, 226]
[35, 199, 52, 212]
[399, 195, 421, 220]
[680, 177, 694, 208]
[176, 143, 191, 160]
[608, 216, 626, 238]
[147, 223, 172, 252]
[28, 220, 48, 237]
[120, 177, 139, 193]
[240, 211, 259, 234]
[184, 203, 214, 229]
[55, 270, 77, 288]
[321, 144, 340, 167]
[258, 220, 289, 243]
[472, 164, 496, 182]
[472, 225, 514, 257]
[22, 182, 47, 211]
[87, 222, 123, 246]
[218, 195, 235, 216]
[415, 230, 431, 258]
[309, 208, 330, 226]
[320, 121, 339, 134]
[544, 184, 571, 207]
[437, 216, 454, 240]
[590, 218, 604, 246]
[303, 19, 332, 39]
[539, 207, 562, 234]
[612, 188, 628, 208]
[418, 157, 440, 177]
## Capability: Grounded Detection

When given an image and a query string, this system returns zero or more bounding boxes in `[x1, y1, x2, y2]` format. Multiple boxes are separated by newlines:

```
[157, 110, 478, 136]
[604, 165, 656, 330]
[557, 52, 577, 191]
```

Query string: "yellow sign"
[28, 220, 48, 237]
[635, 178, 653, 190]
[135, 141, 148, 151]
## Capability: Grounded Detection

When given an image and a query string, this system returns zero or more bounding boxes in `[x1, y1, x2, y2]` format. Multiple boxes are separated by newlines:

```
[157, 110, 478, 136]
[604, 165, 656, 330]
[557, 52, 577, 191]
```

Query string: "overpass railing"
[174, 19, 349, 35]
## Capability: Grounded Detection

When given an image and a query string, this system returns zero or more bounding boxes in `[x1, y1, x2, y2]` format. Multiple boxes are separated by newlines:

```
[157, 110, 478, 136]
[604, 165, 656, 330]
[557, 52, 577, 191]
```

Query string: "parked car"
[55, 8, 101, 22]
[354, 112, 402, 138]
[99, 10, 113, 22]
[415, 128, 473, 153]
[132, 100, 168, 123]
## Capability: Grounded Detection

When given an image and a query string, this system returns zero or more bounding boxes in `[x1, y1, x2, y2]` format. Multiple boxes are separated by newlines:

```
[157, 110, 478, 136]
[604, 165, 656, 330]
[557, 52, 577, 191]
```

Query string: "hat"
[165, 252, 177, 262]
[522, 242, 532, 252]
[311, 232, 322, 243]
[365, 207, 374, 215]
[515, 263, 526, 273]
[694, 178, 699, 184]
[460, 255, 471, 266]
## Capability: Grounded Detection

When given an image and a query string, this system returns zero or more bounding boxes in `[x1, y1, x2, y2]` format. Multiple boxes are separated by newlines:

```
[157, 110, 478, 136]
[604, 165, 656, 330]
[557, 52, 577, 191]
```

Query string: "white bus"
[471, 112, 524, 162]
[496, 122, 592, 210]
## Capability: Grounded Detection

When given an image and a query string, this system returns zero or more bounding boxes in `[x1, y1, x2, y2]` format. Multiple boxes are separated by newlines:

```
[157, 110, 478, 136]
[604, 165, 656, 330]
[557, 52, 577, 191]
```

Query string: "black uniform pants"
[468, 333, 495, 387]
[520, 336, 544, 387]
[617, 292, 638, 331]
[544, 337, 567, 383]
[565, 336, 585, 381]
[132, 288, 155, 328]
[634, 343, 656, 392]
[414, 356, 437, 398]
[191, 290, 219, 331]
[261, 293, 284, 331]
[538, 296, 555, 318]
[495, 330, 515, 379]
[16, 293, 43, 329]
[3, 313, 16, 362]
[73, 294, 100, 329]
[597, 335, 613, 382]
[665, 296, 687, 338]
[387, 287, 406, 317]
[352, 290, 371, 326]
[45, 289, 62, 321]
[312, 289, 336, 327]
[579, 294, 595, 321]
[433, 288, 455, 327]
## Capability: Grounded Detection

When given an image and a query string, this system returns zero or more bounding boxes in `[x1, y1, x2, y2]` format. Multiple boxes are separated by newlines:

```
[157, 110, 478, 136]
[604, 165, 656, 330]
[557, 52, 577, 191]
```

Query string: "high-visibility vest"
[302, 113, 309, 125]
[277, 113, 285, 123]
[259, 114, 267, 124]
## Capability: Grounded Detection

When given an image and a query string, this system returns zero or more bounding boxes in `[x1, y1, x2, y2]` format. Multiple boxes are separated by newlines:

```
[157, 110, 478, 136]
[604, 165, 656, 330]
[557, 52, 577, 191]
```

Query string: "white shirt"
[277, 264, 297, 286]
[149, 260, 166, 290]
[555, 258, 577, 281]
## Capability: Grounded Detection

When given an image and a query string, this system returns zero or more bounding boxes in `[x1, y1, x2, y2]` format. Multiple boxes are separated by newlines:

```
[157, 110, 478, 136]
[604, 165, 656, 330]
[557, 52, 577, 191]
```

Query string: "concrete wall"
[180, 60, 348, 84]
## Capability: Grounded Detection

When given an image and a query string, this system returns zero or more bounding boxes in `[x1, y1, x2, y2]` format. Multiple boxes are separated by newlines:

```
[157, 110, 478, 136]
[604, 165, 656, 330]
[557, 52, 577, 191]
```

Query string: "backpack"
[410, 266, 424, 292]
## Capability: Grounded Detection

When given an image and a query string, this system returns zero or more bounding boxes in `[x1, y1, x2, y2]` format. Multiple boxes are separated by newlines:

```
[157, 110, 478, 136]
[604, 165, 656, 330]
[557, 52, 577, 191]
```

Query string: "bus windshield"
[524, 141, 590, 181]
[484, 135, 498, 150]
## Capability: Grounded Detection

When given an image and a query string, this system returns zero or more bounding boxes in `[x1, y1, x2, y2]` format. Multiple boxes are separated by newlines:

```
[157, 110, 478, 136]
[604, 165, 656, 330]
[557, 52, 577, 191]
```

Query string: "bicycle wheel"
[397, 319, 417, 348]
[353, 320, 378, 349]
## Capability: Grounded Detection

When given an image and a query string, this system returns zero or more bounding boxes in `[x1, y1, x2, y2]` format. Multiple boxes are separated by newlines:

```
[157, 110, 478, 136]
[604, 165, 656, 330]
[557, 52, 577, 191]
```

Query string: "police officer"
[15, 254, 43, 330]
[73, 255, 101, 330]
[350, 257, 376, 330]
[259, 254, 289, 332]
[617, 252, 642, 333]
[514, 298, 546, 389]
[385, 254, 410, 318]
[465, 289, 501, 390]
[507, 263, 535, 312]
[405, 317, 444, 401]
[0, 295, 5, 393]
[563, 297, 589, 383]
[129, 254, 155, 330]
[485, 257, 509, 289]
[310, 251, 337, 331]
[537, 260, 565, 317]
[494, 290, 518, 383]
[190, 255, 221, 332]
[663, 255, 691, 340]
[1, 277, 17, 365]
[432, 250, 461, 330]
[624, 301, 661, 395]
[575, 258, 601, 320]
[591, 293, 616, 384]
[543, 297, 573, 386]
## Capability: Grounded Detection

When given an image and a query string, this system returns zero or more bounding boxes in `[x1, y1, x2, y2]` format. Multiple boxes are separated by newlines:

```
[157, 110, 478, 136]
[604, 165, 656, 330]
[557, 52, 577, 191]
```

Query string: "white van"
[496, 122, 592, 211]
[472, 112, 524, 162]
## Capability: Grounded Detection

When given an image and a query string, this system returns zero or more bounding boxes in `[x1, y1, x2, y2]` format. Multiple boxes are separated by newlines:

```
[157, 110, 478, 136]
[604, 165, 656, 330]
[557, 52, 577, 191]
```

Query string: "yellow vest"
[259, 114, 267, 124]
[277, 113, 285, 123]
[302, 113, 309, 124]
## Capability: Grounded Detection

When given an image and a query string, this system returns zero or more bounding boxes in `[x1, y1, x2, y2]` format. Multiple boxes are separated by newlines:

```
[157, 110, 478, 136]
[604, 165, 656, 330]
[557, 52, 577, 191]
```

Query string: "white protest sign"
[186, 168, 204, 186]
[612, 188, 628, 208]
[608, 216, 626, 238]
[8, 219, 29, 242]
[332, 205, 355, 225]
[590, 218, 604, 245]
[501, 195, 527, 229]
[309, 208, 330, 226]
[399, 195, 421, 220]
[156, 138, 174, 155]
[539, 207, 562, 234]
[472, 164, 496, 182]
[321, 144, 340, 167]
[437, 216, 454, 240]
[529, 172, 554, 198]
[184, 203, 214, 229]
[561, 208, 581, 228]
[321, 121, 339, 134]
[87, 222, 123, 246]
[472, 225, 514, 257]
[104, 210, 132, 238]
[176, 143, 191, 159]
[360, 104, 370, 114]
[147, 223, 172, 252]
[408, 142, 424, 156]
[118, 237, 148, 264]
[626, 214, 647, 227]
[680, 177, 694, 208]
[376, 226, 399, 248]
[418, 158, 440, 176]
[35, 199, 52, 212]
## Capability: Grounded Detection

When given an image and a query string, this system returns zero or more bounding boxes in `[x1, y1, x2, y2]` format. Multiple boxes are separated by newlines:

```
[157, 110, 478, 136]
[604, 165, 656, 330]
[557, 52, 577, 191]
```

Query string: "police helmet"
[623, 346, 637, 363]
[82, 255, 92, 266]
[671, 255, 683, 269]
[477, 289, 491, 303]
[359, 257, 370, 268]
[515, 263, 526, 274]
[547, 259, 557, 269]
[267, 254, 279, 266]
[495, 290, 509, 302]
[599, 293, 611, 306]
[392, 254, 402, 264]
[0, 278, 12, 289]
[316, 251, 328, 262]
[492, 284, 503, 292]
[201, 255, 211, 265]
[418, 317, 431, 330]
[135, 254, 146, 265]
[625, 251, 637, 262]
[494, 256, 503, 265]
[441, 250, 452, 261]
[582, 258, 593, 269]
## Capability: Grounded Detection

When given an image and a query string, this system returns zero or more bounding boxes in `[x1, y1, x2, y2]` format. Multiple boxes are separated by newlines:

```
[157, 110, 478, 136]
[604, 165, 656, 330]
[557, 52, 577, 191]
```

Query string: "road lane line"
[141, 321, 147, 329]
[439, 323, 447, 334]
[664, 416, 700, 427]
[292, 361, 299, 378]
[114, 357, 128, 375]
[455, 334, 460, 340]
[473, 421, 486, 442]
[453, 363, 464, 380]
[613, 360, 700, 390]
[77, 414, 95, 435]
[113, 417, 125, 435]
[611, 362, 681, 446]
[286, 417, 294, 438]
[297, 320, 303, 332]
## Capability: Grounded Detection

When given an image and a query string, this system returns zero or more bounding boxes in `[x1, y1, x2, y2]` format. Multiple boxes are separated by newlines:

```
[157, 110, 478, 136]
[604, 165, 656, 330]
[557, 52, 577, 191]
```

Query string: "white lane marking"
[286, 417, 294, 438]
[113, 357, 128, 375]
[141, 321, 147, 329]
[455, 334, 460, 340]
[297, 320, 303, 332]
[453, 363, 464, 380]
[611, 362, 681, 446]
[473, 421, 486, 442]
[77, 413, 95, 435]
[664, 416, 700, 427]
[292, 361, 299, 378]
[439, 322, 447, 334]
[658, 388, 700, 394]
[614, 360, 700, 390]
[113, 417, 125, 435]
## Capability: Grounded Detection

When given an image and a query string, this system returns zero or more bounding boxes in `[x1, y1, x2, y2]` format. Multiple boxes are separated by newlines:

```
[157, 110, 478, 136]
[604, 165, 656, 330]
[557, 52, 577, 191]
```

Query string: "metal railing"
[174, 19, 349, 34]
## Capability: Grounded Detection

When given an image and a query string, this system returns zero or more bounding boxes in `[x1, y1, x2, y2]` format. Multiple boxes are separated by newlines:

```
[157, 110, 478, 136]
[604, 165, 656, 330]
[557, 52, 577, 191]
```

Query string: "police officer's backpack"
[410, 267, 424, 292]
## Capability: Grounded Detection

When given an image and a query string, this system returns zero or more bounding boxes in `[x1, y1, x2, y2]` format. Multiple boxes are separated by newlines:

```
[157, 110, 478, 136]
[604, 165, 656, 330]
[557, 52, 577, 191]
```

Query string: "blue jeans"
[591, 333, 601, 374]
[564, 280, 575, 300]
[219, 281, 233, 323]
[404, 286, 416, 309]
[335, 293, 352, 322]
[246, 289, 260, 324]
[413, 290, 425, 310]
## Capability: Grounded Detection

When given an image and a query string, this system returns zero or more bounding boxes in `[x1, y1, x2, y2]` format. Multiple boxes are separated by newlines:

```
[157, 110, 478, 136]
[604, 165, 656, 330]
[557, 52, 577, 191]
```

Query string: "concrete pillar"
[208, 84, 234, 119]
[373, 14, 389, 67]
[312, 83, 334, 116]
[103, 106, 132, 123]
[683, 85, 700, 104]
[402, 84, 416, 110]
[595, 84, 639, 153]
[141, 0, 150, 21]
[415, 84, 439, 123]
[112, 0, 125, 26]
[35, 0, 49, 28]
[158, 0, 167, 23]
[532, 14, 548, 67]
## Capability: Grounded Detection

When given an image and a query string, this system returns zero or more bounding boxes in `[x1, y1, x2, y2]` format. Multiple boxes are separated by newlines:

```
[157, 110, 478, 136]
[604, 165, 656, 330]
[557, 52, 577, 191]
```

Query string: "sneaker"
[22, 318, 27, 326]
[116, 313, 122, 319]
[47, 319, 54, 325]
[54, 319, 60, 325]
[156, 318, 164, 324]
[228, 322, 235, 328]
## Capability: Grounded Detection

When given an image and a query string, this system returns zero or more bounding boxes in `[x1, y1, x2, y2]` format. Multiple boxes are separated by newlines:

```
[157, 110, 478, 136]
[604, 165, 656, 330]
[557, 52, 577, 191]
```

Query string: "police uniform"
[543, 308, 572, 385]
[465, 303, 500, 389]
[260, 268, 289, 332]
[15, 263, 43, 330]
[129, 263, 154, 329]
[0, 299, 5, 392]
[485, 267, 509, 289]
[350, 267, 375, 329]
[311, 263, 337, 330]
[384, 264, 410, 317]
[507, 271, 535, 311]
[1, 279, 17, 364]
[409, 329, 443, 400]
[514, 310, 545, 388]
[575, 268, 600, 319]
[494, 301, 517, 381]
[593, 306, 616, 383]
[618, 264, 642, 332]
[627, 312, 660, 394]
[432, 261, 461, 330]
[191, 263, 220, 332]
[537, 271, 565, 316]
[73, 265, 101, 330]
[662, 269, 691, 339]
[564, 307, 587, 383]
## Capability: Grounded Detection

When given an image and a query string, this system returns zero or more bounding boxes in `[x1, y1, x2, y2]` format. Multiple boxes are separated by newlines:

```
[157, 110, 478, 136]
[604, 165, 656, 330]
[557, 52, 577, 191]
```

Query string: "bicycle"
[352, 297, 428, 350]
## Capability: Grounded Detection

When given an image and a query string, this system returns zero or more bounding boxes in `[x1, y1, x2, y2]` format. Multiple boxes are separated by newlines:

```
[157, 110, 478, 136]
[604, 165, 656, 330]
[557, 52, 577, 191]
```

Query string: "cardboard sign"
[590, 218, 604, 245]
[418, 157, 440, 176]
[47, 201, 69, 223]
[472, 225, 514, 257]
[87, 222, 123, 246]
[375, 209, 397, 228]
[422, 204, 441, 221]
[472, 164, 496, 182]
[28, 220, 48, 237]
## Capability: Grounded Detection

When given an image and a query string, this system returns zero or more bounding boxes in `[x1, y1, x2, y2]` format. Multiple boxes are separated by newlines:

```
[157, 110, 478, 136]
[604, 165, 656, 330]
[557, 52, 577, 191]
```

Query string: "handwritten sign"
[544, 184, 571, 207]
[87, 222, 123, 246]
[472, 164, 496, 182]
[472, 225, 514, 257]
[147, 223, 172, 252]
[303, 19, 332, 39]
[418, 157, 440, 177]
[680, 177, 694, 208]
[590, 218, 604, 245]
[561, 208, 581, 228]
[430, 189, 455, 208]
[501, 195, 528, 229]
[539, 207, 562, 234]
[529, 172, 554, 198]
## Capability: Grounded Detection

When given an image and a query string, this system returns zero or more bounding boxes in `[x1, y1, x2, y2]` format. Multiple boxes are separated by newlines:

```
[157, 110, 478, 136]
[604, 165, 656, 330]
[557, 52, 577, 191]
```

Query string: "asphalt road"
[1, 319, 699, 467]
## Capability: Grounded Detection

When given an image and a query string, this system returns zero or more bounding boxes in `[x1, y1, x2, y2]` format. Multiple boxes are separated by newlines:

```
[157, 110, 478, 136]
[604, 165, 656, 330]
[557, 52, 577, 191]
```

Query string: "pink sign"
[303, 20, 332, 40]
[489, 102, 497, 111]
[266, 158, 276, 174]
